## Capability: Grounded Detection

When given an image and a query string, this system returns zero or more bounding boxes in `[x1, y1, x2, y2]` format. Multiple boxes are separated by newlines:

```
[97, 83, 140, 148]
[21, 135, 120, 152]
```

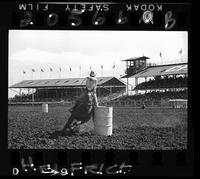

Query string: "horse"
[61, 89, 96, 134]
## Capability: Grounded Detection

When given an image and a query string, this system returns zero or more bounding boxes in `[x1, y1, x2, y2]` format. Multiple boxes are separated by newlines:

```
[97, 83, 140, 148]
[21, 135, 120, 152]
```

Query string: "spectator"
[141, 102, 145, 109]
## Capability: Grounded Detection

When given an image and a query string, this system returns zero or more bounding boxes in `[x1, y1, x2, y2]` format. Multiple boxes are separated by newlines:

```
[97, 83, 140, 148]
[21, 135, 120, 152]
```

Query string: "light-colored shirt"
[85, 76, 97, 91]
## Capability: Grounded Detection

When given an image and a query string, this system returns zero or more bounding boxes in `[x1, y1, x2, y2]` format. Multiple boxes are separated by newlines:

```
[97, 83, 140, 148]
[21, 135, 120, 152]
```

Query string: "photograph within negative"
[8, 30, 188, 150]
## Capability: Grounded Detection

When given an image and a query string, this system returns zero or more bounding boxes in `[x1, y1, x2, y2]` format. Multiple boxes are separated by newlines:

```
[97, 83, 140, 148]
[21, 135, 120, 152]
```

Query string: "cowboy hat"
[89, 70, 96, 77]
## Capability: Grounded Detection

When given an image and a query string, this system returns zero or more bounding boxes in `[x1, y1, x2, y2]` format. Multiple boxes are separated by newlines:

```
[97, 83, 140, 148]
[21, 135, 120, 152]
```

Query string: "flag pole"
[101, 65, 103, 77]
[160, 51, 162, 65]
[69, 67, 72, 78]
[49, 68, 52, 79]
[180, 49, 183, 63]
[22, 71, 24, 80]
[60, 68, 62, 78]
[181, 51, 183, 63]
[31, 71, 33, 80]
[79, 66, 81, 78]
[112, 64, 115, 76]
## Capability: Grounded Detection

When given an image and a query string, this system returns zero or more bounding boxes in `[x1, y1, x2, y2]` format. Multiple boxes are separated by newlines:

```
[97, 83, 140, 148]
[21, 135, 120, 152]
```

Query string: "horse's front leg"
[62, 115, 75, 131]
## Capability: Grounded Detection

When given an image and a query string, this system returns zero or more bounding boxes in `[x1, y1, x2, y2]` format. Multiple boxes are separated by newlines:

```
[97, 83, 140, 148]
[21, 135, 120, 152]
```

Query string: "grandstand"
[9, 77, 126, 103]
[109, 57, 189, 107]
[131, 62, 187, 93]
[9, 56, 188, 108]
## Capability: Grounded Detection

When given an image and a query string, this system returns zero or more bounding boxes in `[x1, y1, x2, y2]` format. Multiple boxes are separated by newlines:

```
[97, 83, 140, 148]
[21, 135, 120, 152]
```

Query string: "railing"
[100, 100, 173, 108]
[98, 91, 126, 104]
[8, 101, 74, 106]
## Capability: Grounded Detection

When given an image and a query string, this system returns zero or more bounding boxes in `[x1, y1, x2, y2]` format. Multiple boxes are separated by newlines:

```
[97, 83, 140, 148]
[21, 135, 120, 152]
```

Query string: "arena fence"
[8, 101, 74, 107]
[8, 99, 187, 109]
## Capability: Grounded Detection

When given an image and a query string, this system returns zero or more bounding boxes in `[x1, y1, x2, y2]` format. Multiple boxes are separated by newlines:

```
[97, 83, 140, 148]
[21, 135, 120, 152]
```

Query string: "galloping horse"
[61, 89, 95, 134]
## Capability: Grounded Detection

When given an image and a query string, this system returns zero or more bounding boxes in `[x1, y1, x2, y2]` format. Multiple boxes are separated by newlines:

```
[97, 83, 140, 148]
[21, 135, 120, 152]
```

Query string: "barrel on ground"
[94, 106, 113, 136]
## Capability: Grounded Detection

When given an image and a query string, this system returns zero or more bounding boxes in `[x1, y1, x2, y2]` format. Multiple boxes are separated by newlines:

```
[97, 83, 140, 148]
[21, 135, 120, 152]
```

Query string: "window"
[74, 80, 79, 83]
[139, 60, 145, 66]
[130, 61, 134, 66]
[55, 80, 60, 84]
[26, 81, 33, 84]
[141, 60, 145, 65]
[159, 69, 166, 73]
[64, 80, 70, 83]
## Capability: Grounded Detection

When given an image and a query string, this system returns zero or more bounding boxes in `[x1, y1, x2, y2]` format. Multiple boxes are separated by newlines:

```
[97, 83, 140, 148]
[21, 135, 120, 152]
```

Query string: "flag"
[32, 69, 35, 72]
[112, 64, 115, 69]
[159, 52, 162, 58]
[101, 65, 103, 69]
[59, 67, 62, 71]
[179, 48, 182, 54]
[50, 68, 53, 72]
[79, 66, 81, 70]
[23, 70, 26, 74]
[41, 69, 44, 72]
[70, 67, 72, 72]
[90, 66, 92, 70]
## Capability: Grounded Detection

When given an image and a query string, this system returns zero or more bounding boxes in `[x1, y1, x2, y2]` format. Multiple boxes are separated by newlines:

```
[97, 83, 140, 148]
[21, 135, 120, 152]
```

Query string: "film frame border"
[0, 0, 193, 176]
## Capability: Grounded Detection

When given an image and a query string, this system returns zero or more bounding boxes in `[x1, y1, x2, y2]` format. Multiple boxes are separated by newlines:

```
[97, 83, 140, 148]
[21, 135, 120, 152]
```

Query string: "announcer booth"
[121, 56, 150, 95]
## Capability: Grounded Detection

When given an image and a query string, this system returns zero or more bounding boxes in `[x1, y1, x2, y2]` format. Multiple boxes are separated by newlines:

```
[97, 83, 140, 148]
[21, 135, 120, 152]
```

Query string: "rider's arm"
[93, 78, 98, 91]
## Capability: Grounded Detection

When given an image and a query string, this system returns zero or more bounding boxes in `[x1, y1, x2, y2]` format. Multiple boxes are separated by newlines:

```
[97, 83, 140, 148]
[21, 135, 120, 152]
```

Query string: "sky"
[8, 30, 188, 97]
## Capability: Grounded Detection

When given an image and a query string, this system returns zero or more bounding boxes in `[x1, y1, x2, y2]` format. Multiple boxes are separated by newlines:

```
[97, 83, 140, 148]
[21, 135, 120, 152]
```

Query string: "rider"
[63, 71, 98, 131]
[85, 70, 99, 106]
[70, 70, 98, 113]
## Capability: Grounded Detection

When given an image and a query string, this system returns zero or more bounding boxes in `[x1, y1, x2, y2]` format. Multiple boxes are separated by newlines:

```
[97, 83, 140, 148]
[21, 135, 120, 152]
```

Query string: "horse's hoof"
[76, 121, 82, 125]
[62, 129, 72, 136]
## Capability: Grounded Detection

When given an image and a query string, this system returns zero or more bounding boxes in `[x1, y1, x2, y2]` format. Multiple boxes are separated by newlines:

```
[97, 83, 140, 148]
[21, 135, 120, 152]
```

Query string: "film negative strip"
[0, 0, 193, 176]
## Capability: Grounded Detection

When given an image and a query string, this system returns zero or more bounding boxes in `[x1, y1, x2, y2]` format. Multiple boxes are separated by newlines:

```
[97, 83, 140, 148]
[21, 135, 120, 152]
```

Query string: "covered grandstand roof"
[9, 77, 126, 88]
[131, 63, 187, 78]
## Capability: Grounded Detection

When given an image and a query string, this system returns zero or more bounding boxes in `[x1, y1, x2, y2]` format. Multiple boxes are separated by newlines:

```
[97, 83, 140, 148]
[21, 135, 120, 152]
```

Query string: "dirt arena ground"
[8, 105, 187, 150]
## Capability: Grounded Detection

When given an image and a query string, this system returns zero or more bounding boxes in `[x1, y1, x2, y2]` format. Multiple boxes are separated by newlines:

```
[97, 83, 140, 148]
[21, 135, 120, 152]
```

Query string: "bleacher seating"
[135, 76, 187, 90]
[111, 90, 188, 107]
[10, 87, 125, 103]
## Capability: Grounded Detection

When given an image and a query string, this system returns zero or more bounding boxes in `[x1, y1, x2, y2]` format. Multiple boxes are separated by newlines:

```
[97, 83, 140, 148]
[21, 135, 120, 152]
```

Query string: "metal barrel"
[94, 106, 113, 136]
